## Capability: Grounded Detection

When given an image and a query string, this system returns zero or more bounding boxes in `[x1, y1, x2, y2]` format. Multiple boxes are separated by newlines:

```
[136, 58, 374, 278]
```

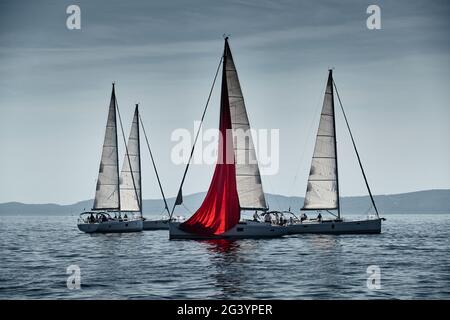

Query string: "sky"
[0, 0, 449, 204]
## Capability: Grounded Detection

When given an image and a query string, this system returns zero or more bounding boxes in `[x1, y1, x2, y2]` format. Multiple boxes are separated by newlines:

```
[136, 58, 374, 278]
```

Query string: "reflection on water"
[201, 240, 269, 299]
[0, 214, 449, 299]
[304, 236, 345, 294]
[203, 240, 245, 298]
[308, 235, 341, 250]
[203, 239, 241, 254]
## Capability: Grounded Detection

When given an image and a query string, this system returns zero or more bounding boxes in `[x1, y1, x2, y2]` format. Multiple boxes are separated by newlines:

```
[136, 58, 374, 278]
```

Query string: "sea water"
[0, 214, 449, 299]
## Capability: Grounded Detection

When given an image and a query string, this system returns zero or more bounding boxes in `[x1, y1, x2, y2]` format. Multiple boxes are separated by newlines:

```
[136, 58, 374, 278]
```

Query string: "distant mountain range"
[0, 189, 449, 216]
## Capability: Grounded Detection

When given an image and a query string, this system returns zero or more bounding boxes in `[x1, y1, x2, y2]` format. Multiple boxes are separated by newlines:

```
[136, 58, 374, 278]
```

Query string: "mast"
[113, 83, 121, 213]
[329, 70, 341, 219]
[136, 104, 142, 216]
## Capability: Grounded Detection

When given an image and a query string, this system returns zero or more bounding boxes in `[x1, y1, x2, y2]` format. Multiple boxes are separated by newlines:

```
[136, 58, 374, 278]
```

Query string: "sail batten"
[119, 106, 142, 212]
[224, 40, 268, 211]
[93, 85, 120, 211]
[302, 71, 339, 211]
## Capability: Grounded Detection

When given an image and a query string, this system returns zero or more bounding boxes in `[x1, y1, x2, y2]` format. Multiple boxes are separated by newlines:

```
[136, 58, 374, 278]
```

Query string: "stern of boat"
[77, 223, 99, 233]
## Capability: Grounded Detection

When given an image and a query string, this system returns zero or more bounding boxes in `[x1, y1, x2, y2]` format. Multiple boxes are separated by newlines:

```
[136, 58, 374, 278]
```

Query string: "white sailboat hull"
[287, 218, 382, 235]
[169, 220, 288, 240]
[143, 219, 170, 230]
[77, 219, 143, 233]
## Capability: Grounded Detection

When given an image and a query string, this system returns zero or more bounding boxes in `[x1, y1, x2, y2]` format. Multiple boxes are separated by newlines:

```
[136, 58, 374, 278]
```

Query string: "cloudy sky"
[0, 0, 449, 204]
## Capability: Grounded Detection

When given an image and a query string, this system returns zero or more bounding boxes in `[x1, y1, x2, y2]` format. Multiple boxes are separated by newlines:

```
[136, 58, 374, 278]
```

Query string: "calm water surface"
[0, 214, 449, 299]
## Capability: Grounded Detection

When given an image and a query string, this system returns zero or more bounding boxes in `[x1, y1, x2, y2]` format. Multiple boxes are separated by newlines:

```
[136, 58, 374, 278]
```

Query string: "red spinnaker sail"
[180, 44, 241, 235]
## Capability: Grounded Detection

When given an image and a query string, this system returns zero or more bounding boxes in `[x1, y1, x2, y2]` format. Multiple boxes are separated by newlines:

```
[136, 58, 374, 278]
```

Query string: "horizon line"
[1, 188, 449, 207]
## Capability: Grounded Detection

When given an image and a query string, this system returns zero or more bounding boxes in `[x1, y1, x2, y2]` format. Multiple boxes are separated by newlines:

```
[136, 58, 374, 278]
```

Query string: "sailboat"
[169, 37, 287, 240]
[287, 70, 385, 234]
[77, 84, 143, 233]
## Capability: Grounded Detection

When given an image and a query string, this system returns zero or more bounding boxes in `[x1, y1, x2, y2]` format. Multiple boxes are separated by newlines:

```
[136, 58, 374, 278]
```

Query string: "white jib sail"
[303, 72, 339, 210]
[93, 87, 121, 210]
[119, 106, 142, 212]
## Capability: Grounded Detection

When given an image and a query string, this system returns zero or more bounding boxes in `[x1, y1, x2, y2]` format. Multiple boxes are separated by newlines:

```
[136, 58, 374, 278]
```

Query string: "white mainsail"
[93, 85, 120, 210]
[224, 40, 268, 210]
[119, 106, 142, 212]
[303, 71, 339, 210]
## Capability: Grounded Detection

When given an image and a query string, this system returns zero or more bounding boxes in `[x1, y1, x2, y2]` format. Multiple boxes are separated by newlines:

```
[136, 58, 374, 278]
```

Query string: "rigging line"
[139, 114, 170, 216]
[364, 204, 374, 216]
[332, 80, 379, 218]
[169, 56, 223, 219]
[326, 210, 338, 218]
[182, 203, 193, 214]
[287, 79, 325, 211]
[330, 71, 341, 219]
[116, 99, 141, 216]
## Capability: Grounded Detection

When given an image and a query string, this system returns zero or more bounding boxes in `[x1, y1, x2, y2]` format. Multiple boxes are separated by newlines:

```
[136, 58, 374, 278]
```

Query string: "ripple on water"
[0, 214, 449, 299]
